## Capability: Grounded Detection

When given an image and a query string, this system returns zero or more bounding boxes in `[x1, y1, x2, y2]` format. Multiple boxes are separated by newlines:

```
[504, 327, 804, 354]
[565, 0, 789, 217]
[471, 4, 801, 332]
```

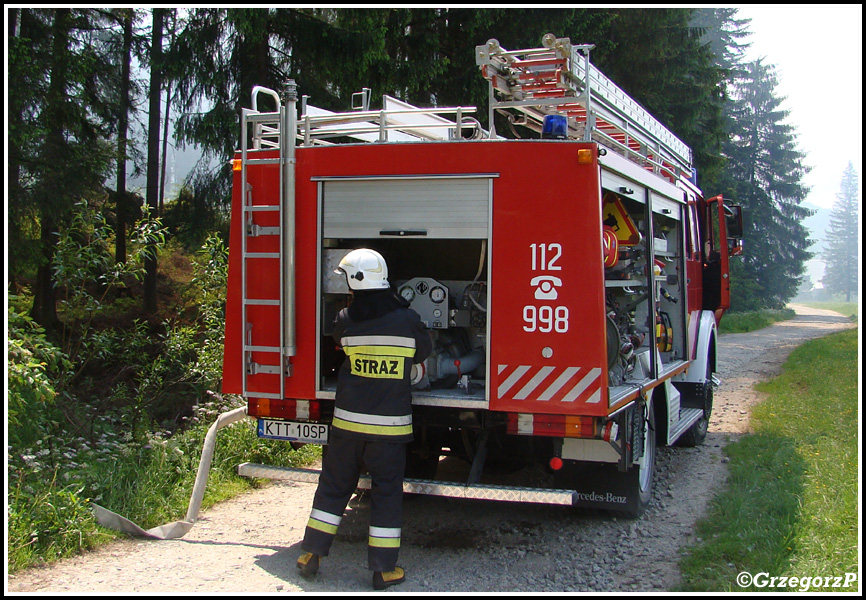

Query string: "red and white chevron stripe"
[496, 364, 602, 404]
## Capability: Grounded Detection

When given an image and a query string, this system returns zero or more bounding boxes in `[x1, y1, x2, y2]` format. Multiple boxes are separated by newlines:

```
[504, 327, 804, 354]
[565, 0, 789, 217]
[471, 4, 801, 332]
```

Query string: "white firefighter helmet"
[335, 248, 390, 291]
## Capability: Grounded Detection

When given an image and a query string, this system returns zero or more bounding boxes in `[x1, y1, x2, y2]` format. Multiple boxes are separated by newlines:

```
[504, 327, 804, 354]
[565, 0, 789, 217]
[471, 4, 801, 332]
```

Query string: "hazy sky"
[736, 5, 863, 209]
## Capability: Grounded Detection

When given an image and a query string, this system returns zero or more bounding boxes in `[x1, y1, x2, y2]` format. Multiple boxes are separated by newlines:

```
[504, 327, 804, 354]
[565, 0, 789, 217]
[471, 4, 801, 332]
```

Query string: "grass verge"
[7, 394, 320, 573]
[676, 328, 859, 592]
[718, 308, 796, 334]
[797, 301, 858, 321]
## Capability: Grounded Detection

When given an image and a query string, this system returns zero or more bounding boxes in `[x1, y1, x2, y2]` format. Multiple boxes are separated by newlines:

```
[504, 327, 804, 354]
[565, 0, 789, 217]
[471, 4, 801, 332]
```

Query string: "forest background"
[5, 7, 860, 571]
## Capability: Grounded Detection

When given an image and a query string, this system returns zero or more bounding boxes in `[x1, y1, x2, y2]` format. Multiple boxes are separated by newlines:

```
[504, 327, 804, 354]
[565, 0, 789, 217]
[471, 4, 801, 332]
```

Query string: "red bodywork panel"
[223, 141, 611, 417]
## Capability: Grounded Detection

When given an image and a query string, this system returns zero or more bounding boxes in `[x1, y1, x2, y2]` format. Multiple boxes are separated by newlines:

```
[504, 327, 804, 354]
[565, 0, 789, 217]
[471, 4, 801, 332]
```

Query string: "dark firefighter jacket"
[331, 289, 432, 442]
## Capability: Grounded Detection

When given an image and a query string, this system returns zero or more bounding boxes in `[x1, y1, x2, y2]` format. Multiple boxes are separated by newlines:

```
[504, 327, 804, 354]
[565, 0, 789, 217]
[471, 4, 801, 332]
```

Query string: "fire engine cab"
[222, 34, 743, 517]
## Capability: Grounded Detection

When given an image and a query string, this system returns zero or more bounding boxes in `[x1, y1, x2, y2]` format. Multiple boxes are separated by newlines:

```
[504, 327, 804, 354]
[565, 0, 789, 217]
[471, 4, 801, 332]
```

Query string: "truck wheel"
[602, 399, 656, 519]
[622, 398, 656, 518]
[678, 358, 713, 447]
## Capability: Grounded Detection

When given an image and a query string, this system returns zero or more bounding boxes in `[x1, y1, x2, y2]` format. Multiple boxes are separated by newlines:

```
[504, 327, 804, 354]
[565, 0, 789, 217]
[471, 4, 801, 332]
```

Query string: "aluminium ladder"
[476, 33, 693, 180]
[238, 84, 298, 401]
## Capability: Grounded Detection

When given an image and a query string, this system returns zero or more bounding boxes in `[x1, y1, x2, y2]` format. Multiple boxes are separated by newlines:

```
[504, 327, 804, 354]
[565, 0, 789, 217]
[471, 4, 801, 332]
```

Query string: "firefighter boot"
[372, 567, 405, 590]
[296, 552, 320, 578]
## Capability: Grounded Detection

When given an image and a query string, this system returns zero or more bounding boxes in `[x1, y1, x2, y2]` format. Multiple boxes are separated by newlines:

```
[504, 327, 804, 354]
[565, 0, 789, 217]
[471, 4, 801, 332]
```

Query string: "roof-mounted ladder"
[476, 33, 693, 180]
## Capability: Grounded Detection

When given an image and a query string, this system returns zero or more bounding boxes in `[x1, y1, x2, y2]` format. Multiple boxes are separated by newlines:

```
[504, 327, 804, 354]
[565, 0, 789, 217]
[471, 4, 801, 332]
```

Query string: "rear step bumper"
[237, 462, 575, 505]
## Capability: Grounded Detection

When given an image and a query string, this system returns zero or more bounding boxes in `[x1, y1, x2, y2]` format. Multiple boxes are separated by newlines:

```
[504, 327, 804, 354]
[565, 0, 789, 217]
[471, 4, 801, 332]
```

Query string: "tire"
[618, 398, 656, 518]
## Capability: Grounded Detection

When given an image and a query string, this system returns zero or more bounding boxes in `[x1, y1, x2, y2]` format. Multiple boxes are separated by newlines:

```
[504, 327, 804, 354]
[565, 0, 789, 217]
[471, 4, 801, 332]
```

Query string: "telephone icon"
[530, 275, 562, 300]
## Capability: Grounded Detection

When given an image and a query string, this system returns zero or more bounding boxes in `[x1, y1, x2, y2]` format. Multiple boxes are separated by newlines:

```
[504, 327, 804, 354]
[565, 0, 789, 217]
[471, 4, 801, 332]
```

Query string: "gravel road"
[8, 304, 855, 593]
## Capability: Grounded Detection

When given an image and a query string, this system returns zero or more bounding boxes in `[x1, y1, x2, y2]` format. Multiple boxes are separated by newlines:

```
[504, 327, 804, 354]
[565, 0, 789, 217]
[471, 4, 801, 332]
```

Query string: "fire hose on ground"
[90, 405, 252, 540]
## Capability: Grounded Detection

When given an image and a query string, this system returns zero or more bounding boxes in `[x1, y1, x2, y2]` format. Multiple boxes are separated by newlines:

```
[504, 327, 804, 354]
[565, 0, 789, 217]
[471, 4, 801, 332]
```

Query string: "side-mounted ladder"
[476, 33, 693, 181]
[238, 84, 298, 401]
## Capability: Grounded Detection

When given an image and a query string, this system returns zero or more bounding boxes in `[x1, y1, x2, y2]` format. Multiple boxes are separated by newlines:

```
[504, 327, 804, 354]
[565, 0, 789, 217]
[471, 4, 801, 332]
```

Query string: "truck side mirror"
[728, 238, 744, 257]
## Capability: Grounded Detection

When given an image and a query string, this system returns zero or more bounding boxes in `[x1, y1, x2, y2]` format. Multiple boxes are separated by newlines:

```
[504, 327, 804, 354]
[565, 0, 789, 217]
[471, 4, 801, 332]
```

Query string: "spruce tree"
[11, 9, 119, 328]
[822, 163, 860, 301]
[144, 8, 165, 313]
[159, 7, 395, 238]
[689, 8, 751, 80]
[723, 58, 812, 310]
[597, 8, 727, 187]
[112, 8, 135, 265]
[8, 9, 52, 291]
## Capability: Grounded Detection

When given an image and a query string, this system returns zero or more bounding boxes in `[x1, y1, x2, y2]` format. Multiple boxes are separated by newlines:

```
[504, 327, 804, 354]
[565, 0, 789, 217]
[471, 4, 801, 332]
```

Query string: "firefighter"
[297, 248, 432, 590]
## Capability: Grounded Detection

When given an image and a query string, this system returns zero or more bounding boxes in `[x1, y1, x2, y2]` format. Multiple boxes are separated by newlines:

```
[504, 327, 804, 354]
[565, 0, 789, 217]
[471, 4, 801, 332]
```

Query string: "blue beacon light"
[541, 114, 568, 139]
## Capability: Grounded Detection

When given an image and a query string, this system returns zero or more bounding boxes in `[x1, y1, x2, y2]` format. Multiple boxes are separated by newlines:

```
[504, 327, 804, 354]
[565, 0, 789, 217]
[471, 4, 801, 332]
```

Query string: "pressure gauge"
[430, 286, 446, 304]
[399, 285, 416, 302]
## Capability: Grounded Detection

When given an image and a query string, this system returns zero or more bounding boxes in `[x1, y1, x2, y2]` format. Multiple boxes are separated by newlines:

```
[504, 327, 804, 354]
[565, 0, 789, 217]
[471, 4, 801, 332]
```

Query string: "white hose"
[185, 405, 250, 522]
[91, 405, 251, 540]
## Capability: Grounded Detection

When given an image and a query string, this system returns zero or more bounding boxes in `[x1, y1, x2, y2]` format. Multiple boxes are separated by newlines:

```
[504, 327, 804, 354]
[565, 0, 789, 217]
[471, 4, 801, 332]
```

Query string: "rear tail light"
[506, 412, 602, 439]
[248, 398, 321, 420]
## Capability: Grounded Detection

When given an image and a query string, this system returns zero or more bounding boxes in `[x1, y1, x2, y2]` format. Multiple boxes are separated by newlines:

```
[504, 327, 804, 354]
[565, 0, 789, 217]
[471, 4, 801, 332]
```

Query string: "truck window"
[687, 198, 700, 260]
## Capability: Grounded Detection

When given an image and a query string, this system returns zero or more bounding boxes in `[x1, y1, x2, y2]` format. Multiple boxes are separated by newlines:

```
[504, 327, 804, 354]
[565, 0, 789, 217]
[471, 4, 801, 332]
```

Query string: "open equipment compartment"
[315, 175, 494, 408]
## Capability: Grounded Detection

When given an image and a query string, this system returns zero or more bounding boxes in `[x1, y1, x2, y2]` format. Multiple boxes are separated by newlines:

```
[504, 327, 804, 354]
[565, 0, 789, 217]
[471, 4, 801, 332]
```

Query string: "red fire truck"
[222, 34, 743, 517]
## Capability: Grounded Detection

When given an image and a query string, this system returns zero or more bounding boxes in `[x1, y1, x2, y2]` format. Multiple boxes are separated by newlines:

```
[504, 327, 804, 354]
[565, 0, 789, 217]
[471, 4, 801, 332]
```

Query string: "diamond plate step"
[668, 407, 704, 442]
[237, 463, 575, 506]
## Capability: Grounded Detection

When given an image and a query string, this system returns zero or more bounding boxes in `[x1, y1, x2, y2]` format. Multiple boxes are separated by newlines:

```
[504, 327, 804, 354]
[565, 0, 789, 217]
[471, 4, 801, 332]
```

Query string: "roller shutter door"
[322, 177, 491, 239]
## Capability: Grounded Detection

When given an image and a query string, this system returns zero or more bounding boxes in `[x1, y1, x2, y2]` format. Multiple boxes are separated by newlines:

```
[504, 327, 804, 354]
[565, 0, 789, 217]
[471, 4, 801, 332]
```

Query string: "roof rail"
[299, 102, 483, 145]
[246, 85, 485, 148]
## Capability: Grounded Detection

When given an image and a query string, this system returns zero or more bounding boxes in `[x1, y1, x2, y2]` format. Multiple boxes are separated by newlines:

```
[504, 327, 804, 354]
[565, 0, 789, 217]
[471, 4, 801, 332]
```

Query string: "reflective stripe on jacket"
[332, 407, 413, 437]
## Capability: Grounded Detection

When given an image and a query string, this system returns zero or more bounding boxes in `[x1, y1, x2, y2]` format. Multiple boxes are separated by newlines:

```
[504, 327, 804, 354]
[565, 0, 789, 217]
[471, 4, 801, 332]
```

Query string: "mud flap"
[568, 461, 640, 513]
[558, 401, 650, 515]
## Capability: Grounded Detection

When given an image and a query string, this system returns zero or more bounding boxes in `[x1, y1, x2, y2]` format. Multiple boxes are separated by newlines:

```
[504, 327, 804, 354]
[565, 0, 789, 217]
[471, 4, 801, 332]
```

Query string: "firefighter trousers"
[301, 430, 407, 572]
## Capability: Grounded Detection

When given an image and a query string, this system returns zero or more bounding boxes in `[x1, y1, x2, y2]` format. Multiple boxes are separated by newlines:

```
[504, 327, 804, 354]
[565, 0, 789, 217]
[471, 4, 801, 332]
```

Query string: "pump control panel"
[398, 277, 450, 329]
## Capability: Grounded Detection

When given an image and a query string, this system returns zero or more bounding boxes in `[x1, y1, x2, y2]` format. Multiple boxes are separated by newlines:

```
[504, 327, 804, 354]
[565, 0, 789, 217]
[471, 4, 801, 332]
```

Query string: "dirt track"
[7, 304, 855, 593]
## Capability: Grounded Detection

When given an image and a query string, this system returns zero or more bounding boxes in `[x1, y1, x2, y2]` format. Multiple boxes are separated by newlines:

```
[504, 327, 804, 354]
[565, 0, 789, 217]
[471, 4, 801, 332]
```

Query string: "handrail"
[244, 86, 482, 148]
[301, 106, 481, 144]
[304, 106, 477, 125]
[250, 87, 282, 150]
